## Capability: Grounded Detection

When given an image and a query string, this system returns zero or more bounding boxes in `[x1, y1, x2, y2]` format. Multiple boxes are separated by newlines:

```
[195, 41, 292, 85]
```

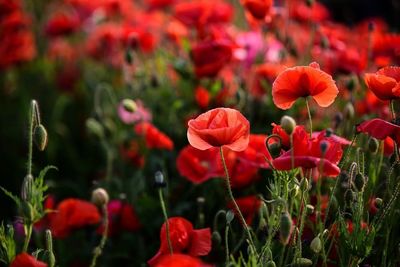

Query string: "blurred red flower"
[121, 141, 145, 167]
[45, 12, 80, 37]
[10, 253, 47, 267]
[237, 134, 272, 169]
[176, 146, 223, 184]
[50, 198, 101, 238]
[135, 122, 174, 150]
[195, 86, 210, 110]
[364, 66, 400, 101]
[243, 0, 272, 20]
[273, 127, 343, 177]
[272, 62, 338, 110]
[97, 200, 141, 236]
[191, 39, 232, 78]
[148, 217, 211, 266]
[187, 108, 250, 151]
[357, 118, 400, 144]
[155, 254, 211, 267]
[227, 195, 261, 225]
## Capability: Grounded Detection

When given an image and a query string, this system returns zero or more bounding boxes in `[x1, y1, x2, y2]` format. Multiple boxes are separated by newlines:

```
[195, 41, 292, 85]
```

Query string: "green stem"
[90, 205, 109, 267]
[225, 225, 230, 265]
[305, 98, 313, 138]
[22, 223, 33, 252]
[27, 100, 37, 176]
[219, 147, 257, 256]
[391, 100, 396, 121]
[158, 189, 173, 254]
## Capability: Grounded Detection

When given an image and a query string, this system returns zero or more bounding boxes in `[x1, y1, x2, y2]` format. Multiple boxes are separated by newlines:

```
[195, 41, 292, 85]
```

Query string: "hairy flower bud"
[310, 236, 322, 253]
[91, 188, 109, 207]
[368, 137, 379, 154]
[344, 189, 355, 206]
[280, 116, 296, 135]
[86, 118, 104, 139]
[211, 231, 221, 246]
[279, 211, 293, 245]
[21, 174, 34, 202]
[354, 173, 367, 192]
[226, 210, 235, 224]
[154, 171, 166, 188]
[33, 124, 48, 151]
[267, 141, 281, 159]
[344, 103, 355, 120]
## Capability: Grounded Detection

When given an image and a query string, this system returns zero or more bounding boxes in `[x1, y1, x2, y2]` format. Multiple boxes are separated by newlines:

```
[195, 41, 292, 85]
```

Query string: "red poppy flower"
[155, 254, 211, 267]
[384, 136, 395, 156]
[176, 146, 223, 184]
[237, 134, 272, 168]
[289, 0, 330, 23]
[45, 12, 80, 37]
[148, 217, 211, 266]
[187, 108, 250, 151]
[10, 253, 47, 267]
[243, 0, 272, 20]
[191, 39, 232, 78]
[271, 123, 306, 150]
[97, 200, 141, 236]
[248, 63, 287, 98]
[355, 91, 390, 119]
[50, 198, 101, 238]
[223, 148, 259, 188]
[121, 141, 145, 168]
[227, 195, 261, 225]
[135, 122, 174, 150]
[311, 130, 352, 146]
[364, 66, 400, 101]
[357, 118, 400, 144]
[195, 86, 210, 110]
[272, 128, 343, 177]
[272, 62, 339, 110]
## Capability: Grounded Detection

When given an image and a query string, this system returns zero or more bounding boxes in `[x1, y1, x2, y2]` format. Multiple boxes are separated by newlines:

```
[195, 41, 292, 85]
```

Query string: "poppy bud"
[280, 115, 296, 135]
[154, 171, 167, 188]
[279, 211, 293, 245]
[265, 261, 276, 267]
[91, 188, 109, 207]
[333, 112, 343, 129]
[310, 236, 322, 253]
[306, 204, 314, 215]
[344, 189, 355, 206]
[325, 128, 333, 137]
[267, 142, 281, 159]
[226, 210, 235, 224]
[33, 124, 48, 151]
[21, 174, 34, 202]
[368, 137, 379, 154]
[45, 229, 56, 267]
[346, 76, 358, 92]
[300, 178, 309, 192]
[122, 99, 137, 113]
[320, 140, 329, 155]
[374, 198, 383, 209]
[344, 103, 355, 120]
[354, 173, 367, 192]
[211, 231, 221, 246]
[349, 162, 358, 181]
[291, 185, 300, 198]
[292, 258, 313, 266]
[86, 118, 104, 139]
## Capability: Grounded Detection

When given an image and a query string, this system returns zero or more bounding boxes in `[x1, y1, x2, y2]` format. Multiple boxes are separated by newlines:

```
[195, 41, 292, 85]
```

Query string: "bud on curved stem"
[45, 230, 56, 267]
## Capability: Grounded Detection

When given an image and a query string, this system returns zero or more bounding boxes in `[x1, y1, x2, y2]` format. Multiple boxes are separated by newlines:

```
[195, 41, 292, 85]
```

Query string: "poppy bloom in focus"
[10, 253, 47, 267]
[176, 146, 223, 184]
[272, 62, 338, 110]
[228, 195, 261, 225]
[50, 198, 101, 238]
[148, 217, 211, 266]
[187, 108, 250, 151]
[155, 254, 211, 267]
[243, 0, 272, 20]
[135, 122, 174, 150]
[273, 127, 343, 177]
[364, 66, 400, 101]
[357, 118, 400, 144]
[191, 39, 232, 78]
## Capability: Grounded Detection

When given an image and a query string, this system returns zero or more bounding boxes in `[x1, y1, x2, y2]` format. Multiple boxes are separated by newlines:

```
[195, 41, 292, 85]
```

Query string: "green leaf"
[0, 187, 20, 207]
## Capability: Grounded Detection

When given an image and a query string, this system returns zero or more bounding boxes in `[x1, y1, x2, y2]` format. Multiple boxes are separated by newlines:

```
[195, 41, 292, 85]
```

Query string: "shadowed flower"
[148, 217, 211, 266]
[50, 198, 101, 238]
[357, 118, 400, 144]
[10, 253, 47, 267]
[134, 122, 174, 150]
[187, 108, 250, 151]
[155, 254, 211, 267]
[272, 62, 338, 110]
[273, 127, 343, 177]
[176, 146, 223, 184]
[364, 66, 400, 101]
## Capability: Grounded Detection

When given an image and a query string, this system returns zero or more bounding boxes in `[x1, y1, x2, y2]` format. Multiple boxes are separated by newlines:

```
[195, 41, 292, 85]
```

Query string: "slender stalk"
[158, 189, 173, 254]
[22, 223, 33, 252]
[390, 100, 396, 121]
[225, 225, 230, 265]
[305, 98, 313, 138]
[27, 100, 37, 176]
[219, 147, 257, 256]
[90, 205, 109, 267]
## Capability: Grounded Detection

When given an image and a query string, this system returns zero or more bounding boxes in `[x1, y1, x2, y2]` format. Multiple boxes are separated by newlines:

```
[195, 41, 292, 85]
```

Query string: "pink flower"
[118, 100, 152, 124]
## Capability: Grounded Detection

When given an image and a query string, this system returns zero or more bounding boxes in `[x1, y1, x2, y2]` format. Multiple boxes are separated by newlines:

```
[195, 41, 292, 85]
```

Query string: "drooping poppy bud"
[368, 137, 379, 154]
[91, 188, 110, 207]
[280, 115, 296, 135]
[279, 211, 293, 245]
[34, 124, 48, 151]
[310, 236, 322, 253]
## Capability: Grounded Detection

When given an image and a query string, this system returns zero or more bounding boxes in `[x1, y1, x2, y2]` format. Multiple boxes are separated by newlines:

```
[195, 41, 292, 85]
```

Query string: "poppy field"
[1, 0, 400, 266]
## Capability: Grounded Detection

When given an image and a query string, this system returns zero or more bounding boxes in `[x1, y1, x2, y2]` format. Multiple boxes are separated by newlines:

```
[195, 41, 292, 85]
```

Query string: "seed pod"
[310, 236, 322, 254]
[91, 188, 109, 207]
[280, 115, 296, 135]
[154, 171, 166, 188]
[279, 211, 293, 245]
[267, 142, 281, 159]
[368, 137, 379, 154]
[33, 124, 48, 151]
